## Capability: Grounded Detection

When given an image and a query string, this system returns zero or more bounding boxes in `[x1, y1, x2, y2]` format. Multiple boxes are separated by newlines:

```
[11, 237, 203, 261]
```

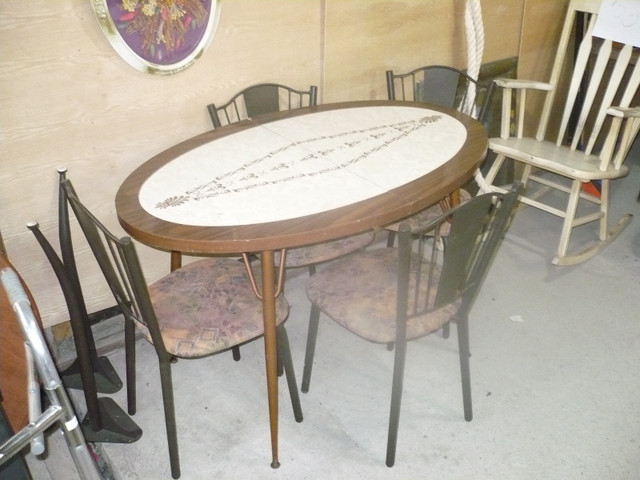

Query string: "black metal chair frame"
[207, 83, 318, 128]
[384, 65, 494, 248]
[302, 183, 522, 467]
[62, 178, 302, 479]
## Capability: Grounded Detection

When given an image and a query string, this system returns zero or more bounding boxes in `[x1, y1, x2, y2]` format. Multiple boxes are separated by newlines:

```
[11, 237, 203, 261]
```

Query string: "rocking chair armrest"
[494, 78, 553, 91]
[607, 106, 640, 118]
[493, 79, 553, 139]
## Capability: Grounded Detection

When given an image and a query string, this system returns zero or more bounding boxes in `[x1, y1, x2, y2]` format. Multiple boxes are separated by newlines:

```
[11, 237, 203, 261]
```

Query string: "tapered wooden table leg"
[260, 250, 279, 468]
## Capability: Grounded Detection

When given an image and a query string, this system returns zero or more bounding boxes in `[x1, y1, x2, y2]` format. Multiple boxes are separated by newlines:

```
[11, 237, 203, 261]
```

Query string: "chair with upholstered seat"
[384, 65, 493, 246]
[171, 84, 375, 274]
[483, 0, 639, 265]
[171, 83, 376, 278]
[207, 83, 317, 128]
[207, 83, 375, 273]
[206, 84, 377, 366]
[301, 183, 522, 467]
[62, 178, 303, 479]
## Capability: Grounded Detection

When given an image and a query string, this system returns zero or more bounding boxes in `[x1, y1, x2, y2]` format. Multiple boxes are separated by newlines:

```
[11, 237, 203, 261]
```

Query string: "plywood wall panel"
[1, 0, 524, 327]
[323, 0, 524, 103]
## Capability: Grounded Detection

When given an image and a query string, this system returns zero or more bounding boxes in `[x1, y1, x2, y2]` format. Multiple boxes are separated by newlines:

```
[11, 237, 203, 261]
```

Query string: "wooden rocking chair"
[484, 0, 640, 265]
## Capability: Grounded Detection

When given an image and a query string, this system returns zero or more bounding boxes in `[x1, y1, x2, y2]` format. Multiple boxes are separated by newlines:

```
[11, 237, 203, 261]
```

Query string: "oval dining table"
[115, 100, 488, 469]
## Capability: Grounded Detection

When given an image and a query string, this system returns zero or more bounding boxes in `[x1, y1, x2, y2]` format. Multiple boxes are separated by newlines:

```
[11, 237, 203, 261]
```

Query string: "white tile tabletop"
[139, 105, 466, 226]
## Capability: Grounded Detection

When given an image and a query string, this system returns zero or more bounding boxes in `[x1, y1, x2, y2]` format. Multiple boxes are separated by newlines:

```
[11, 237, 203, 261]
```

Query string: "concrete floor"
[24, 149, 640, 480]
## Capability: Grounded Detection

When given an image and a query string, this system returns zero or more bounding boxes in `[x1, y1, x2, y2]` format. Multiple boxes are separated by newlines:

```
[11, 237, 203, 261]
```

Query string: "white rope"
[464, 0, 493, 193]
[464, 0, 483, 116]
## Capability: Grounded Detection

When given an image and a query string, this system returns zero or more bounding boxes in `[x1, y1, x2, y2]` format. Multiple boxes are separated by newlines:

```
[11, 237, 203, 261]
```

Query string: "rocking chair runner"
[484, 0, 640, 265]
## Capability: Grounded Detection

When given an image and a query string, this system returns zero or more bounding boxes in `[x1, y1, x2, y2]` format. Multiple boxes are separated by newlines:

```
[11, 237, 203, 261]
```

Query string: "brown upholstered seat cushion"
[385, 189, 472, 235]
[278, 231, 376, 269]
[306, 248, 460, 344]
[142, 258, 289, 358]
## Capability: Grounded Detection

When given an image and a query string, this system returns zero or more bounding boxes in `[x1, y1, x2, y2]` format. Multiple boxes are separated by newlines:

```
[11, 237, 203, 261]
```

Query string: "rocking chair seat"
[489, 137, 629, 181]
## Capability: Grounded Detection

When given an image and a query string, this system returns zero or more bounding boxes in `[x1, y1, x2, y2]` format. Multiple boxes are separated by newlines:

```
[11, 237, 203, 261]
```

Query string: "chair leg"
[386, 331, 408, 467]
[158, 357, 181, 479]
[456, 315, 473, 422]
[124, 315, 136, 415]
[598, 179, 610, 240]
[232, 346, 241, 362]
[442, 321, 451, 339]
[277, 325, 303, 423]
[387, 231, 396, 247]
[483, 153, 506, 188]
[556, 179, 582, 259]
[301, 304, 321, 394]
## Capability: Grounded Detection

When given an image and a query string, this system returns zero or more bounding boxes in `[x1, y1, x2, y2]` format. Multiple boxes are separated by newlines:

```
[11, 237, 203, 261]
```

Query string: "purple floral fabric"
[142, 258, 289, 358]
[306, 248, 460, 344]
[386, 189, 472, 235]
[277, 231, 376, 268]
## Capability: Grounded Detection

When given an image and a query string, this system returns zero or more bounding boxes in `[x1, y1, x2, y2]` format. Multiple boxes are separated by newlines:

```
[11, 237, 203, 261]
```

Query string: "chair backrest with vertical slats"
[537, 0, 640, 162]
[386, 65, 492, 122]
[396, 182, 522, 333]
[208, 84, 318, 128]
[62, 179, 167, 355]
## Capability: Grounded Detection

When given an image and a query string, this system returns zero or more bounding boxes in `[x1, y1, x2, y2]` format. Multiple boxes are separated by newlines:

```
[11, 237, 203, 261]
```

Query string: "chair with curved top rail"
[206, 83, 376, 272]
[384, 65, 493, 247]
[207, 83, 317, 128]
[203, 84, 377, 364]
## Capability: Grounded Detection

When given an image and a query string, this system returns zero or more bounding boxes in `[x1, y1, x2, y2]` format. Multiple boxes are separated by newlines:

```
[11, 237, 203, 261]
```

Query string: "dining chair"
[0, 254, 102, 479]
[384, 65, 493, 247]
[301, 182, 522, 467]
[207, 83, 318, 128]
[205, 83, 376, 365]
[61, 178, 303, 479]
[483, 0, 639, 265]
[207, 82, 375, 265]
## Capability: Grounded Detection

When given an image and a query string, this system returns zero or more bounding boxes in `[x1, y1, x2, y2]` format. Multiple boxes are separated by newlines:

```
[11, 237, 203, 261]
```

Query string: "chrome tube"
[0, 267, 102, 479]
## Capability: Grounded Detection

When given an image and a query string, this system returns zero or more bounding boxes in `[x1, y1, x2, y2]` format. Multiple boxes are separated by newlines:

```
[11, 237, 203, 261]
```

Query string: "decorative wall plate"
[91, 0, 220, 75]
